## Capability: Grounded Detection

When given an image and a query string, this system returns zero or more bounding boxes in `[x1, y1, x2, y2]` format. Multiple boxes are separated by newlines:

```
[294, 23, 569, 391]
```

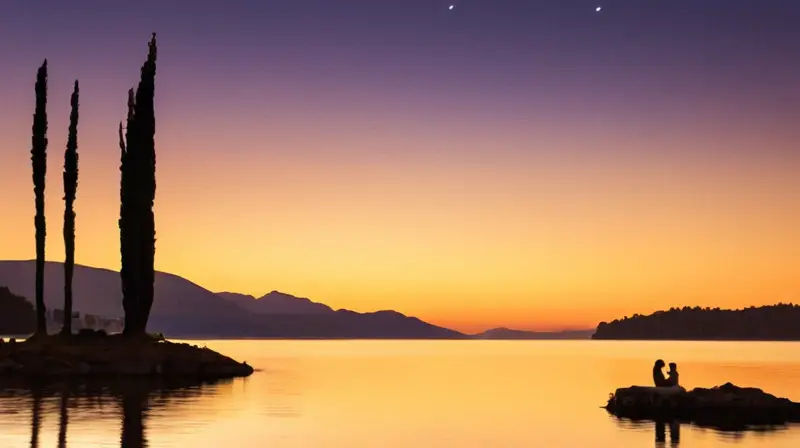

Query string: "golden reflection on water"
[1, 340, 800, 447]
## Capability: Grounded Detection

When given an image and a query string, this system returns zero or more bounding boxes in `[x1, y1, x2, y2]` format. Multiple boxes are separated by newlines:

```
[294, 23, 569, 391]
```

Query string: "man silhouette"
[666, 362, 680, 387]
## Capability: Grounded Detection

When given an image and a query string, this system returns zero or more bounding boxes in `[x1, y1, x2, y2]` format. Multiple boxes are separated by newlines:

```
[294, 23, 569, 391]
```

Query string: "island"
[0, 35, 253, 382]
[592, 304, 800, 340]
[0, 335, 253, 379]
[604, 383, 800, 430]
[2, 274, 249, 380]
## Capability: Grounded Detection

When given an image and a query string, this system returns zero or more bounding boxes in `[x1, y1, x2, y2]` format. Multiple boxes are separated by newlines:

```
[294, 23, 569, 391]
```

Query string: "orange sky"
[2, 114, 800, 332]
[2, 2, 800, 333]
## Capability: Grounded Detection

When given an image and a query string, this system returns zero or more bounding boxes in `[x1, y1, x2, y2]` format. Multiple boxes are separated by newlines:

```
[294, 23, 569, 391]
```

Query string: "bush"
[76, 328, 108, 338]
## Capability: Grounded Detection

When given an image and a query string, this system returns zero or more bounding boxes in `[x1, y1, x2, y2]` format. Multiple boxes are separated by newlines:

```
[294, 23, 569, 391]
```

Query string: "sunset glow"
[2, 1, 799, 332]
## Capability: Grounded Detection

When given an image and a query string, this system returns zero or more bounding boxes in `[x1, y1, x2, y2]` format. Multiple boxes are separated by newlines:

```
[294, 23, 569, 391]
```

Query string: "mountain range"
[216, 291, 334, 315]
[0, 260, 591, 339]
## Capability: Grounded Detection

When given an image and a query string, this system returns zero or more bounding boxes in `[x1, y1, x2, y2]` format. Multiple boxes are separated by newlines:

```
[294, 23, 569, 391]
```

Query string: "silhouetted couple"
[652, 359, 680, 387]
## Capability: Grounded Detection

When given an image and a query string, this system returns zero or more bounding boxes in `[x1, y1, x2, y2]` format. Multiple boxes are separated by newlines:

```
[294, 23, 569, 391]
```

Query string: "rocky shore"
[605, 383, 800, 429]
[0, 335, 253, 380]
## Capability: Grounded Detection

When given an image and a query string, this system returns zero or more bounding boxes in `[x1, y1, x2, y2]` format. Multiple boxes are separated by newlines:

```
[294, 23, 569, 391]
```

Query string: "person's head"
[655, 359, 665, 369]
[669, 362, 677, 371]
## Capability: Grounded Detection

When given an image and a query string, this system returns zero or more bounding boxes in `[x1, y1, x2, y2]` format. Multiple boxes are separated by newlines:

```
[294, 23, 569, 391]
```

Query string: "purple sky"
[2, 1, 800, 331]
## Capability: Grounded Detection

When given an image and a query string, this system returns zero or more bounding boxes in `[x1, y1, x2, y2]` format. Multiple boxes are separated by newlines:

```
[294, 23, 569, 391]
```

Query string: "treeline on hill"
[592, 304, 800, 340]
[0, 287, 36, 335]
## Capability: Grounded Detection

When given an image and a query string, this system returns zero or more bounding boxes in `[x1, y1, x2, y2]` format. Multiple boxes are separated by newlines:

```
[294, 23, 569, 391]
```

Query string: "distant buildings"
[46, 309, 123, 334]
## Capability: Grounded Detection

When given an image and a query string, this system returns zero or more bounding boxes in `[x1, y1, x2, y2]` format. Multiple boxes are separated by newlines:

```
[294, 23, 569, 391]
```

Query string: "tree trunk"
[31, 60, 48, 337]
[62, 80, 79, 336]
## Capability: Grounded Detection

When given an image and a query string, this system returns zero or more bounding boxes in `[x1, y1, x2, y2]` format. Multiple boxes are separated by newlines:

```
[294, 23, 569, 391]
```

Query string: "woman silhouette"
[652, 359, 668, 387]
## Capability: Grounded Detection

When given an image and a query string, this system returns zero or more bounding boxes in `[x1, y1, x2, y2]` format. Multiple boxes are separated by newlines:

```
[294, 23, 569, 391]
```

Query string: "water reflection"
[29, 382, 42, 448]
[0, 377, 234, 448]
[655, 420, 680, 446]
[58, 386, 69, 448]
[119, 384, 147, 448]
[5, 341, 800, 447]
[613, 416, 796, 446]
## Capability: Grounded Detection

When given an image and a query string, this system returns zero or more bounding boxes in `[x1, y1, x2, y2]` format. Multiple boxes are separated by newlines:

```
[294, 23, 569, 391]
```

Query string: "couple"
[652, 359, 681, 388]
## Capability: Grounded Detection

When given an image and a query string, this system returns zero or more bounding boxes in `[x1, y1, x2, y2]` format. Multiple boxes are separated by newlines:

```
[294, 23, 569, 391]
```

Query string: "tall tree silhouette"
[136, 34, 157, 333]
[62, 80, 79, 336]
[119, 91, 137, 334]
[119, 34, 158, 336]
[31, 60, 48, 336]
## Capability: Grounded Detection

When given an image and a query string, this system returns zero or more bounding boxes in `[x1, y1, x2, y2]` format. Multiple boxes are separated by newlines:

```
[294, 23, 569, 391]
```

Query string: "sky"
[1, 0, 800, 333]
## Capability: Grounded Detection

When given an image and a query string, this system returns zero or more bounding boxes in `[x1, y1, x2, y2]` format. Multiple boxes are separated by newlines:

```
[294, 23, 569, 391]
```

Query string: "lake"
[1, 340, 800, 447]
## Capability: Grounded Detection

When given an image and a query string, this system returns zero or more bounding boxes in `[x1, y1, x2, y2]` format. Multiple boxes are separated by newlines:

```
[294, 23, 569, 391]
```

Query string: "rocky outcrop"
[605, 383, 800, 429]
[0, 336, 253, 380]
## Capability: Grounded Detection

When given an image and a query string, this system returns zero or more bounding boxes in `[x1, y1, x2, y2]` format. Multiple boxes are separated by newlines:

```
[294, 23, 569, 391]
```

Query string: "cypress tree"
[136, 34, 157, 332]
[61, 80, 79, 336]
[119, 90, 138, 335]
[120, 34, 157, 336]
[31, 60, 48, 336]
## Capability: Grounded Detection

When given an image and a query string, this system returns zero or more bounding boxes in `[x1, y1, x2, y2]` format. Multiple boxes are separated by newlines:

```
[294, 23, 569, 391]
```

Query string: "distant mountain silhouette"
[472, 327, 594, 340]
[216, 289, 462, 338]
[0, 260, 463, 339]
[0, 260, 254, 337]
[217, 290, 334, 314]
[592, 305, 800, 340]
[260, 309, 465, 339]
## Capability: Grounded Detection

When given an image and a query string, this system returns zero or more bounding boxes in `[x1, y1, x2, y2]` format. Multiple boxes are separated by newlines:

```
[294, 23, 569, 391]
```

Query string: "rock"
[117, 361, 154, 376]
[0, 359, 20, 374]
[0, 336, 253, 381]
[605, 383, 800, 429]
[77, 362, 92, 374]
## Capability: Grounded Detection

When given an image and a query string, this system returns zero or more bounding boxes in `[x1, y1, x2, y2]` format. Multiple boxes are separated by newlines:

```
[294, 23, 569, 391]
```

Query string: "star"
[596, 6, 603, 12]
[449, 5, 455, 11]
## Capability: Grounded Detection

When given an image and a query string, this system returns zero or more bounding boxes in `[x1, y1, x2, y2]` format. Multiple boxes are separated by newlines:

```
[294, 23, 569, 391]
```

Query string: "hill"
[217, 290, 334, 314]
[215, 289, 462, 338]
[0, 286, 36, 335]
[472, 328, 594, 340]
[0, 261, 463, 339]
[0, 261, 255, 337]
[592, 305, 800, 340]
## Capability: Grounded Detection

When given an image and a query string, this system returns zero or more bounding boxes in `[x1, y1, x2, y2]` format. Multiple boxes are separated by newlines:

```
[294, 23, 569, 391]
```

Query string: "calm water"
[2, 340, 800, 447]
